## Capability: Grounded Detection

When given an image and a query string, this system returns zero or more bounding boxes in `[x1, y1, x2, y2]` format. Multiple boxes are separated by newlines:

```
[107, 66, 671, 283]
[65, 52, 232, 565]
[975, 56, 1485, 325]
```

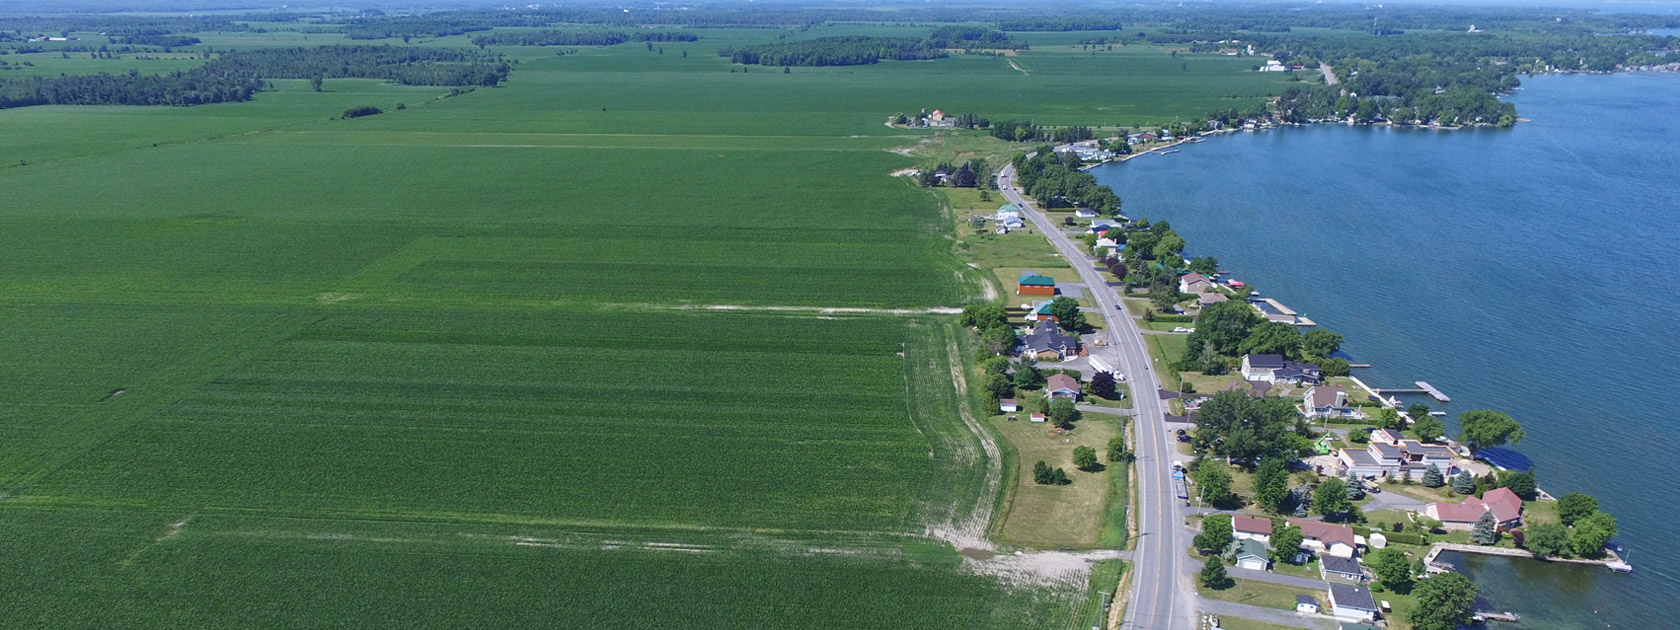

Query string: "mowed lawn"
[0, 24, 1288, 629]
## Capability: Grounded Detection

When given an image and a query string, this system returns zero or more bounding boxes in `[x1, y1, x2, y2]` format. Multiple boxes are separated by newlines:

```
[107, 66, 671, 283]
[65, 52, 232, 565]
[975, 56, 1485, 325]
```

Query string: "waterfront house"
[1178, 272, 1215, 294]
[1426, 487, 1523, 531]
[1021, 320, 1079, 361]
[1198, 292, 1228, 307]
[1018, 273, 1056, 296]
[1240, 354, 1322, 385]
[1230, 539, 1270, 571]
[1090, 219, 1122, 235]
[1370, 428, 1404, 445]
[1045, 374, 1082, 400]
[1075, 208, 1099, 218]
[1233, 514, 1273, 543]
[1301, 386, 1360, 420]
[1327, 584, 1379, 622]
[1338, 438, 1458, 478]
[1296, 595, 1320, 614]
[1291, 519, 1357, 558]
[1320, 555, 1366, 582]
[999, 399, 1019, 413]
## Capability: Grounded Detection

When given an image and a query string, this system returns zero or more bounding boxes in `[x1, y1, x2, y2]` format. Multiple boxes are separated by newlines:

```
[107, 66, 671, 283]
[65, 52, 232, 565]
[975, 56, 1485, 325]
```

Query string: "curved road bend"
[998, 163, 1196, 630]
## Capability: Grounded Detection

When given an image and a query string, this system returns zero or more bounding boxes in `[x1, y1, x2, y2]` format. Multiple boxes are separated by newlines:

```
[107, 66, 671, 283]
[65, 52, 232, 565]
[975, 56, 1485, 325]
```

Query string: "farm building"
[1017, 273, 1056, 296]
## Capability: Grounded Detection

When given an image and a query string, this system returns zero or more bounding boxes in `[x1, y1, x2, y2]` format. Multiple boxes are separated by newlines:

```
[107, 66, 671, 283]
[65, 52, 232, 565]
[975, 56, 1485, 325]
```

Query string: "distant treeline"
[997, 17, 1124, 32]
[0, 69, 260, 108]
[989, 120, 1094, 143]
[110, 34, 201, 47]
[720, 36, 946, 67]
[470, 30, 698, 47]
[0, 14, 253, 36]
[0, 45, 509, 111]
[205, 45, 511, 87]
[925, 26, 1023, 50]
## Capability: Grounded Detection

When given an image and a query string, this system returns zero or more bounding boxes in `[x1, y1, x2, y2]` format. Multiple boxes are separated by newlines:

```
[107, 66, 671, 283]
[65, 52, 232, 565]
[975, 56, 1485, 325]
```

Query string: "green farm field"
[0, 23, 1286, 628]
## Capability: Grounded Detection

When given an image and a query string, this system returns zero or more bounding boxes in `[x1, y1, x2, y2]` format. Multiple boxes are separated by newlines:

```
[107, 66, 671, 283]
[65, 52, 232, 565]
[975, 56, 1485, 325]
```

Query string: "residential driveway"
[1077, 404, 1133, 417]
[1365, 489, 1428, 512]
[1198, 597, 1338, 630]
[1188, 558, 1331, 591]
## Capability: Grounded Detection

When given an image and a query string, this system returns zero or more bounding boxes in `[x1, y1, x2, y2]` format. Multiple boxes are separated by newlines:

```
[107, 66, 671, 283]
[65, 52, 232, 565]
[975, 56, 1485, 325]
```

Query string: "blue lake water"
[1091, 73, 1680, 629]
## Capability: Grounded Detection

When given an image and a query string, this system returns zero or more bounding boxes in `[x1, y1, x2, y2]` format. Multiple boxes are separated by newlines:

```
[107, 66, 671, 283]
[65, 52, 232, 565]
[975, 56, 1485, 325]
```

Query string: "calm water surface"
[1091, 73, 1680, 629]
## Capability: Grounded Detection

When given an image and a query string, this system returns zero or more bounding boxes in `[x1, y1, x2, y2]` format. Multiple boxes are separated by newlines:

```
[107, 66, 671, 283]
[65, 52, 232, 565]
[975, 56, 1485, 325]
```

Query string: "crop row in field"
[20, 309, 937, 532]
[2, 505, 1105, 630]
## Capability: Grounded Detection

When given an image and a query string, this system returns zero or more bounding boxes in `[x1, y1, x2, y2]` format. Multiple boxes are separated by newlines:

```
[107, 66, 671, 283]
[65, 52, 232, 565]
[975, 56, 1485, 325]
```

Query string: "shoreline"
[1075, 125, 1631, 570]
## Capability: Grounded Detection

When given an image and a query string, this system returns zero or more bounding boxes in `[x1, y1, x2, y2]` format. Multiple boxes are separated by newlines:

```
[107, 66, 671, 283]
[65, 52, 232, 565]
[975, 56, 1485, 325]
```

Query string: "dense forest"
[469, 30, 698, 47]
[0, 45, 509, 111]
[720, 36, 946, 67]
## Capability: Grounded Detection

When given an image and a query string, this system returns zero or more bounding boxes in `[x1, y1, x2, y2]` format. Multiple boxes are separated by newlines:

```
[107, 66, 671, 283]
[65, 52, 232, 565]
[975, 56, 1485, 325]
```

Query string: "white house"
[1075, 208, 1099, 218]
[1327, 584, 1379, 622]
[999, 399, 1019, 413]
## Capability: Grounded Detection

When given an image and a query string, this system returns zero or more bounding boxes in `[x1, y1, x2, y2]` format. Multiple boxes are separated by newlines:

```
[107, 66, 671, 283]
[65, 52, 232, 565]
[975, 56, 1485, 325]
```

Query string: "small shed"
[999, 399, 1019, 413]
[1296, 595, 1320, 614]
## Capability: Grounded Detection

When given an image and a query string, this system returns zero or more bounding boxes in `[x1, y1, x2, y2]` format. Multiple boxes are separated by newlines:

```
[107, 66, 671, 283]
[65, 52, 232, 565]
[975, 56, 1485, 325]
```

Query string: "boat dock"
[1424, 542, 1634, 572]
[1372, 381, 1450, 402]
[1474, 611, 1521, 623]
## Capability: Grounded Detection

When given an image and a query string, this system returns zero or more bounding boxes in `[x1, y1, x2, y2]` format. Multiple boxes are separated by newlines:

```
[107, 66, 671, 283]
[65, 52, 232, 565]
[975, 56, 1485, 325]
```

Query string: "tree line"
[719, 36, 946, 67]
[0, 45, 509, 111]
[469, 30, 698, 47]
[924, 26, 1024, 50]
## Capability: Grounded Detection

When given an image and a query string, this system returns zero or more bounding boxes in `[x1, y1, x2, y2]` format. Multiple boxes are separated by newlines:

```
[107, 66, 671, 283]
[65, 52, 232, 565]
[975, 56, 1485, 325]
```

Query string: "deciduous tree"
[1302, 329, 1343, 359]
[1199, 558, 1232, 589]
[1413, 414, 1446, 443]
[1252, 458, 1290, 514]
[1090, 371, 1118, 399]
[1570, 512, 1618, 557]
[1458, 409, 1524, 453]
[1194, 513, 1233, 554]
[1073, 445, 1099, 471]
[1557, 492, 1599, 526]
[1524, 522, 1570, 557]
[1270, 525, 1304, 564]
[1193, 461, 1235, 507]
[1313, 478, 1351, 517]
[1048, 297, 1087, 332]
[1407, 573, 1479, 630]
[1367, 547, 1418, 593]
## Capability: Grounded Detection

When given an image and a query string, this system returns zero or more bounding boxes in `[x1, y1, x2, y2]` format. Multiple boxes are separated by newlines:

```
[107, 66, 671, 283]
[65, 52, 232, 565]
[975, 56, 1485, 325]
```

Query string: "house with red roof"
[1426, 487, 1523, 531]
[1290, 519, 1358, 558]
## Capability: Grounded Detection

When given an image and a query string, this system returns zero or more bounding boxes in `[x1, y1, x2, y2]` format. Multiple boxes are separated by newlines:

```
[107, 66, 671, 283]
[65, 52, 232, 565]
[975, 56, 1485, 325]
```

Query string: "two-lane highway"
[998, 163, 1195, 630]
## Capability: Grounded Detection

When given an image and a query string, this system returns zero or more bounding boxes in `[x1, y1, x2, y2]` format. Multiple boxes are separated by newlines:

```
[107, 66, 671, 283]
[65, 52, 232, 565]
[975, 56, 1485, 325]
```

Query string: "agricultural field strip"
[9, 310, 991, 539]
[240, 130, 916, 151]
